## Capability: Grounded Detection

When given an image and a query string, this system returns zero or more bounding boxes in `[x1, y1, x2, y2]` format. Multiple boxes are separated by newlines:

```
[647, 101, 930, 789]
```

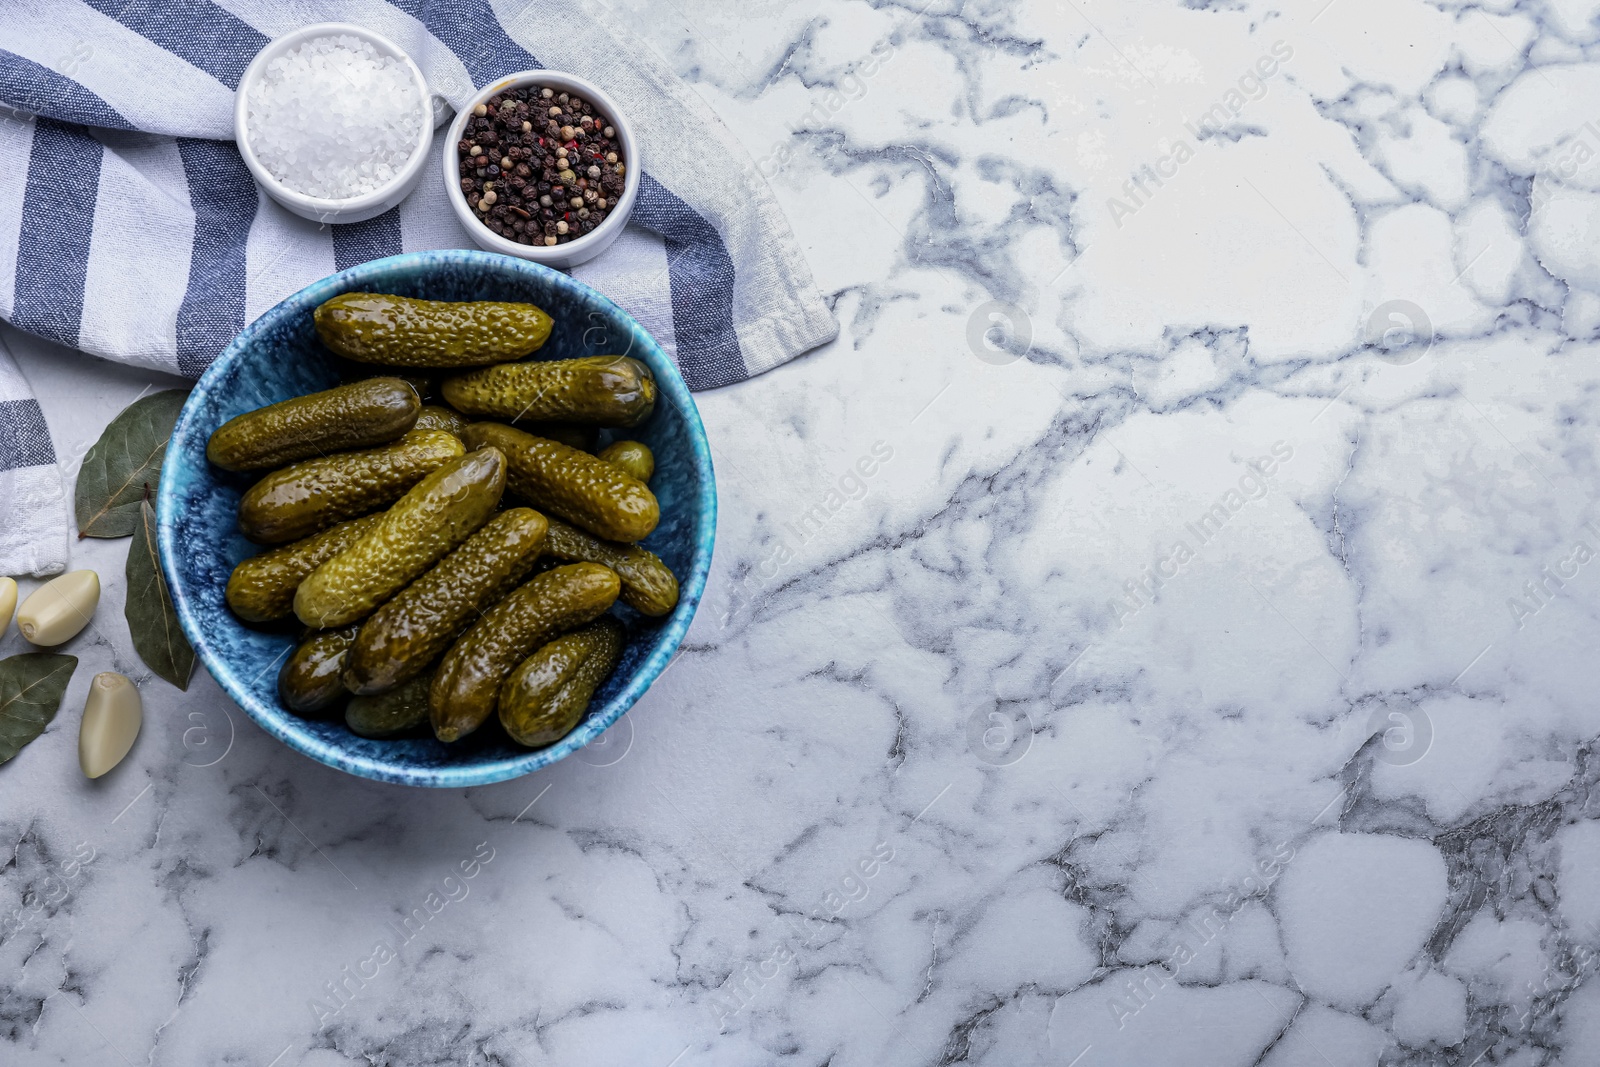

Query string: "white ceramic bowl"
[442, 71, 640, 269]
[235, 23, 434, 225]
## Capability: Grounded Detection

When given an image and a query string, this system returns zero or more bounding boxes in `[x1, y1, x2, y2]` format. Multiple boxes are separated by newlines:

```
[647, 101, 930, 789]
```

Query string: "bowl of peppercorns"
[444, 72, 639, 269]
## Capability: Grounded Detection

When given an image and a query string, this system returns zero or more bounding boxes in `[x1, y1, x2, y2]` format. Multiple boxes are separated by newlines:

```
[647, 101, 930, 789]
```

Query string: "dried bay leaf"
[126, 498, 194, 690]
[0, 654, 78, 765]
[75, 389, 188, 538]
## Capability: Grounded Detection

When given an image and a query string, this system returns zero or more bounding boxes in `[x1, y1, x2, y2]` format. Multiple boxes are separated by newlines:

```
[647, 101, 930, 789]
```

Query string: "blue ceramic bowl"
[157, 251, 715, 787]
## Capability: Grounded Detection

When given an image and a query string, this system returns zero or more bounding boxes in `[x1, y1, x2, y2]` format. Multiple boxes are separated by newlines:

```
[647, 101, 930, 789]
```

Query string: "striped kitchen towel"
[0, 1, 838, 573]
[0, 331, 68, 577]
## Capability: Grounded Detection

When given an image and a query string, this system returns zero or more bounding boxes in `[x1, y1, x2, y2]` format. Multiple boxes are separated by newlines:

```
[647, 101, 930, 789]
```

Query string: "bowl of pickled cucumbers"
[157, 250, 714, 786]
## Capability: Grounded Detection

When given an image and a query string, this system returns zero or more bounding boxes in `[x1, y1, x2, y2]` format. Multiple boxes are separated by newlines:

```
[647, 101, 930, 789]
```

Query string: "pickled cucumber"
[237, 430, 463, 544]
[344, 508, 548, 694]
[346, 673, 433, 739]
[294, 448, 506, 629]
[499, 617, 625, 747]
[206, 378, 420, 472]
[598, 440, 654, 483]
[279, 627, 359, 716]
[315, 293, 553, 368]
[441, 357, 656, 427]
[461, 423, 658, 543]
[226, 514, 382, 623]
[430, 563, 620, 742]
[413, 405, 471, 437]
[542, 518, 678, 617]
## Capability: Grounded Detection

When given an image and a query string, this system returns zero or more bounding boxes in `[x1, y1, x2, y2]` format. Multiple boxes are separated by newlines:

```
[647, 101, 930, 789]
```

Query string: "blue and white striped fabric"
[0, 1, 838, 572]
[0, 331, 67, 576]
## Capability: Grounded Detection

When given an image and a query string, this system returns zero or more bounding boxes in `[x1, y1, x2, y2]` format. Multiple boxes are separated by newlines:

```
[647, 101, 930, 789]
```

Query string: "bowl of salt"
[235, 23, 434, 225]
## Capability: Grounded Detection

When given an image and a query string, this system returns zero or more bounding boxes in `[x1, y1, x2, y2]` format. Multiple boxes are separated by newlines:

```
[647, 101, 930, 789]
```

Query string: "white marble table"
[6, 0, 1600, 1063]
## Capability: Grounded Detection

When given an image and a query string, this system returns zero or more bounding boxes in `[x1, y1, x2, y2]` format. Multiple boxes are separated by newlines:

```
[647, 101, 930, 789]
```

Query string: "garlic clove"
[17, 570, 99, 646]
[0, 577, 15, 638]
[80, 672, 141, 778]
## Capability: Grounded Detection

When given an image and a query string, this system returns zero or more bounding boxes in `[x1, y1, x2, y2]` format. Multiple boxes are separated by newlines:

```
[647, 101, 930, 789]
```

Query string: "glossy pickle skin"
[279, 626, 360, 716]
[314, 293, 553, 368]
[236, 430, 463, 545]
[343, 507, 549, 695]
[598, 440, 653, 483]
[293, 448, 507, 629]
[206, 378, 420, 472]
[225, 514, 382, 623]
[542, 517, 678, 617]
[499, 617, 625, 747]
[346, 673, 434, 739]
[429, 563, 620, 743]
[413, 405, 472, 437]
[441, 356, 656, 427]
[462, 423, 658, 543]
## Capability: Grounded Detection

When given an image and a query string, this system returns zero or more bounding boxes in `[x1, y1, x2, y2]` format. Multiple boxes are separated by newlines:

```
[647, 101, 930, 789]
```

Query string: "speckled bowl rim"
[157, 249, 716, 787]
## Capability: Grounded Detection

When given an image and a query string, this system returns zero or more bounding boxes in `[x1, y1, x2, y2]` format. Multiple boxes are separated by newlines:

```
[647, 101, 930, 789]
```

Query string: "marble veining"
[6, 0, 1600, 1063]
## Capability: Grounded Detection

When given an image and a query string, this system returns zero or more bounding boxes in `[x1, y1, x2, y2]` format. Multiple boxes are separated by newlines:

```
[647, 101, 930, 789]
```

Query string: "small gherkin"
[347, 673, 434, 739]
[597, 440, 653, 483]
[461, 422, 658, 543]
[226, 514, 382, 623]
[236, 429, 463, 545]
[429, 562, 620, 743]
[441, 356, 656, 427]
[293, 447, 507, 629]
[279, 626, 360, 717]
[540, 517, 677, 617]
[499, 617, 626, 748]
[343, 507, 549, 695]
[206, 378, 420, 472]
[315, 293, 553, 368]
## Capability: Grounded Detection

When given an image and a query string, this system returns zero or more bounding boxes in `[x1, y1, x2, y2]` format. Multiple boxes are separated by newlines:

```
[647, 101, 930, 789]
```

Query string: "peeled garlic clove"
[80, 672, 141, 778]
[17, 570, 100, 646]
[0, 576, 15, 637]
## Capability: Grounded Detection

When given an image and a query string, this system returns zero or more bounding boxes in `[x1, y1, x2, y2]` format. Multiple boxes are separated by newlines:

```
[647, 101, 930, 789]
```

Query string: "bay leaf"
[0, 654, 78, 765]
[75, 389, 189, 538]
[126, 497, 195, 690]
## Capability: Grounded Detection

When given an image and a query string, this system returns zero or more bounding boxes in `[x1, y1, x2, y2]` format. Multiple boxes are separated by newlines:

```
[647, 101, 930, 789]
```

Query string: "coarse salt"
[246, 35, 424, 200]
